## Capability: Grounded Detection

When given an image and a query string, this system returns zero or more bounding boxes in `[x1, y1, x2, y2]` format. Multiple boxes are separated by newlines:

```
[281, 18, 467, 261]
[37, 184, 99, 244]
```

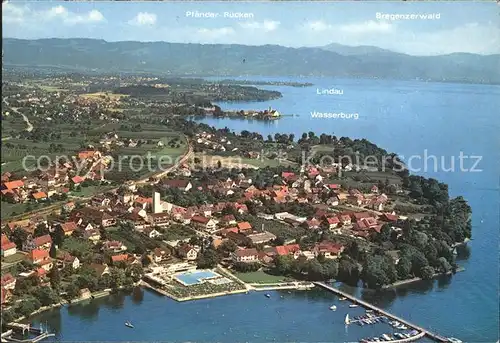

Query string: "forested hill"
[3, 38, 500, 85]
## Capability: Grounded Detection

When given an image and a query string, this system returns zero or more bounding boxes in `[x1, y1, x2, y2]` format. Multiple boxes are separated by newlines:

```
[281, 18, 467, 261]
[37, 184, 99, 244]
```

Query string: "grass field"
[1, 252, 26, 264]
[80, 92, 128, 100]
[234, 270, 287, 284]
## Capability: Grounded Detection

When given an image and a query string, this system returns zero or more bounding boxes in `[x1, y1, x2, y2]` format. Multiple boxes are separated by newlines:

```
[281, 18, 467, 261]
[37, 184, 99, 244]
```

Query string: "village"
[1, 148, 406, 312]
[1, 75, 466, 331]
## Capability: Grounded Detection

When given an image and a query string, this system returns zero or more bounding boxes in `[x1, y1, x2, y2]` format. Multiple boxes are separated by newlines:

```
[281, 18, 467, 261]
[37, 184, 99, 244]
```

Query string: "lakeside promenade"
[314, 282, 449, 343]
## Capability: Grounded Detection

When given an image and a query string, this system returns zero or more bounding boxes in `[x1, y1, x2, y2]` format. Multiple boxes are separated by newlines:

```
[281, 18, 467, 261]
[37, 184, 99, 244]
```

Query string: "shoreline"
[382, 267, 465, 290]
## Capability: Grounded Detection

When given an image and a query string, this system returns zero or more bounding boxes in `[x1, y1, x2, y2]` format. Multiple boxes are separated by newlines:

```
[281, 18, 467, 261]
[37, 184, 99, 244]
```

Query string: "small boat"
[365, 309, 373, 313]
[329, 305, 337, 311]
[125, 321, 134, 328]
[265, 294, 271, 298]
[339, 297, 347, 301]
[349, 304, 359, 308]
[382, 334, 392, 341]
[344, 314, 350, 325]
[447, 338, 463, 343]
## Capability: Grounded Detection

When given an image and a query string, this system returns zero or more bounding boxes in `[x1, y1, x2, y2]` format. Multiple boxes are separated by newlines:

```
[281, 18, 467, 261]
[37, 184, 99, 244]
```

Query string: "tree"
[65, 283, 80, 300]
[322, 260, 339, 280]
[141, 253, 152, 267]
[197, 248, 220, 269]
[34, 223, 49, 237]
[437, 257, 452, 274]
[306, 259, 324, 281]
[379, 224, 392, 242]
[34, 287, 59, 306]
[127, 263, 144, 283]
[218, 240, 237, 255]
[275, 255, 293, 275]
[396, 256, 412, 280]
[49, 243, 57, 258]
[109, 268, 126, 290]
[9, 228, 28, 249]
[48, 266, 61, 291]
[411, 251, 429, 277]
[420, 266, 435, 280]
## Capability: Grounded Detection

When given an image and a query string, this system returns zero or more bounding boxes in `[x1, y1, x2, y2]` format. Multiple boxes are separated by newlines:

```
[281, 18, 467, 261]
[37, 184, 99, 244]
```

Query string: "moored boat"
[349, 304, 359, 308]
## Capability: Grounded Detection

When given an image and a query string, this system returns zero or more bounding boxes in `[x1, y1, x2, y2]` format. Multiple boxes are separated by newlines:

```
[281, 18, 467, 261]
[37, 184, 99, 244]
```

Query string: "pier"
[314, 282, 450, 343]
[3, 323, 55, 343]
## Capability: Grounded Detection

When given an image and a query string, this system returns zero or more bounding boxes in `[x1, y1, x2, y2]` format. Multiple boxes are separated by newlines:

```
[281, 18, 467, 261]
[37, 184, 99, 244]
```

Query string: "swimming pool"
[174, 270, 221, 286]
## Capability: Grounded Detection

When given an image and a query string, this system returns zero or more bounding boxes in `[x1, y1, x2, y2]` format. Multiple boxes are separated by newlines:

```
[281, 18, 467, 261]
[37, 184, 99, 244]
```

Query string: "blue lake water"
[32, 77, 500, 342]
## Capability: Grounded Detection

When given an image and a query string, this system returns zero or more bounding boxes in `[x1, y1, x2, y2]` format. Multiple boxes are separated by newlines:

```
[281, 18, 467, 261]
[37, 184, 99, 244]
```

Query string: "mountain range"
[3, 38, 500, 84]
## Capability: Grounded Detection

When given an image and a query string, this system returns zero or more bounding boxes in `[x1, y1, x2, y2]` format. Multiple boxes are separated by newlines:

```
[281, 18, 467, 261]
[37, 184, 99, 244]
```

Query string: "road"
[3, 98, 33, 132]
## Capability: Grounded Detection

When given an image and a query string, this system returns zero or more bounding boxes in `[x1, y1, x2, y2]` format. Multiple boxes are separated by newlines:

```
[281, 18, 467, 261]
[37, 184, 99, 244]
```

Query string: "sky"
[3, 1, 500, 56]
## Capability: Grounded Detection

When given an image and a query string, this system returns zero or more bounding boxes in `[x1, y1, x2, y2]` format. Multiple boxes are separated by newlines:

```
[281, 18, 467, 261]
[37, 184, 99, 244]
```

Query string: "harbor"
[314, 282, 453, 343]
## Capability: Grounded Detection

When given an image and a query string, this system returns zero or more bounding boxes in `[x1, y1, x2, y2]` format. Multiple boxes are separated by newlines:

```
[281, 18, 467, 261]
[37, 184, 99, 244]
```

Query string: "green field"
[234, 270, 288, 284]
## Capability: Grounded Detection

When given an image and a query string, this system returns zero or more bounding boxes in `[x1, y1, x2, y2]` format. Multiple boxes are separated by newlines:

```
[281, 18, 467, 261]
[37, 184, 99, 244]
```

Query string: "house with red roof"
[1, 273, 16, 290]
[32, 191, 48, 201]
[23, 234, 52, 251]
[339, 214, 352, 226]
[1, 235, 17, 257]
[111, 254, 129, 264]
[379, 213, 398, 223]
[313, 241, 344, 259]
[71, 175, 85, 186]
[274, 244, 301, 258]
[29, 249, 50, 264]
[191, 215, 217, 232]
[236, 221, 252, 232]
[232, 248, 259, 264]
[2, 179, 24, 191]
[325, 216, 340, 230]
[102, 240, 127, 253]
[59, 222, 78, 236]
[57, 253, 80, 270]
[177, 244, 198, 261]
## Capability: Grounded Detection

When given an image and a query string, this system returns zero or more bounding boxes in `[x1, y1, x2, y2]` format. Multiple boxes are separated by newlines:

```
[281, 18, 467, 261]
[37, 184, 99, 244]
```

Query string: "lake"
[32, 77, 500, 342]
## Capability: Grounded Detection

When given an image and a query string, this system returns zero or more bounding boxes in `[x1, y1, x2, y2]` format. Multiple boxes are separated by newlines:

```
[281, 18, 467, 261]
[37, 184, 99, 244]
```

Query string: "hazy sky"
[3, 1, 500, 56]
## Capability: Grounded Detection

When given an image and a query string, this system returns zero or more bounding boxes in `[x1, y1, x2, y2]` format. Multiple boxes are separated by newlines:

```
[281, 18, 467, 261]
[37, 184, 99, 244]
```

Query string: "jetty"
[314, 282, 450, 343]
[3, 323, 55, 343]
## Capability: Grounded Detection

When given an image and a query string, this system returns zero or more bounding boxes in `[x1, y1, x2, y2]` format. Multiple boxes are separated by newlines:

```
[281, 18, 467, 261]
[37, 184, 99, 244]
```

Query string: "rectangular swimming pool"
[174, 270, 221, 286]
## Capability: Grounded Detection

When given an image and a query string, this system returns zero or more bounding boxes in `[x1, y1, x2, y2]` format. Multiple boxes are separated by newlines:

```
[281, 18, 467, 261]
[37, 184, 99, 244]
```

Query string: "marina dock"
[314, 282, 450, 343]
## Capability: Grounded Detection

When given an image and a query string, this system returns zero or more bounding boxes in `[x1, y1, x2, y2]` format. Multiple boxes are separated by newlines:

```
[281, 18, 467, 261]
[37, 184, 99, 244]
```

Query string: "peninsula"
[1, 72, 471, 336]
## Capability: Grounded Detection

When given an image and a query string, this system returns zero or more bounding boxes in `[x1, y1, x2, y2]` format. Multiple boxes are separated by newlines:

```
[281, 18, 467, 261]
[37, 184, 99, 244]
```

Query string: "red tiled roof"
[315, 241, 344, 254]
[1, 242, 16, 251]
[380, 213, 398, 222]
[1, 234, 10, 246]
[191, 215, 210, 224]
[327, 217, 340, 225]
[237, 222, 252, 231]
[1, 273, 15, 286]
[72, 175, 85, 184]
[275, 244, 300, 256]
[3, 180, 24, 190]
[34, 235, 52, 247]
[111, 254, 129, 262]
[30, 249, 49, 261]
[61, 222, 78, 232]
[32, 191, 47, 200]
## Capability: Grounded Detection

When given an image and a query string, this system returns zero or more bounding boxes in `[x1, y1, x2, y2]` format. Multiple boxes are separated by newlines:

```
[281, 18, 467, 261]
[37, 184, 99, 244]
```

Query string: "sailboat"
[344, 314, 350, 325]
[125, 321, 134, 328]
